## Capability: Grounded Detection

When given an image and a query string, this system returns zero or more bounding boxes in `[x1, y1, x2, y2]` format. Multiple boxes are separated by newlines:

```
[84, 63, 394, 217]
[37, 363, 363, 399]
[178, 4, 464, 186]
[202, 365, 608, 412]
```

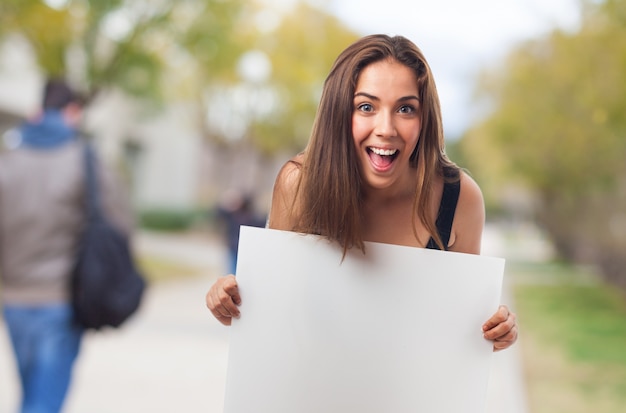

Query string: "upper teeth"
[370, 147, 397, 156]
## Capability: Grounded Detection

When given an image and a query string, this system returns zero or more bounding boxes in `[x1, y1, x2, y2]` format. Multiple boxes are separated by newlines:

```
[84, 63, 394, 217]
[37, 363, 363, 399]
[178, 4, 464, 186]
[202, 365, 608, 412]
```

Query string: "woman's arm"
[448, 172, 485, 255]
[267, 156, 302, 231]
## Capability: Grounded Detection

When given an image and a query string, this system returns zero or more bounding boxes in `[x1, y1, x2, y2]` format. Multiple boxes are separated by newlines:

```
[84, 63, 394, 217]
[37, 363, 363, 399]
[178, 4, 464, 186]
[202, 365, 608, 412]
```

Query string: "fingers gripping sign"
[206, 275, 242, 326]
[482, 305, 518, 352]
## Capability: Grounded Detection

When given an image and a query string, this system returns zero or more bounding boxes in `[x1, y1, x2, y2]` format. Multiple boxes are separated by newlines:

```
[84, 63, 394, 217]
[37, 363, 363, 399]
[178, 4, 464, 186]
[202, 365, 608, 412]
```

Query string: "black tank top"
[425, 177, 461, 251]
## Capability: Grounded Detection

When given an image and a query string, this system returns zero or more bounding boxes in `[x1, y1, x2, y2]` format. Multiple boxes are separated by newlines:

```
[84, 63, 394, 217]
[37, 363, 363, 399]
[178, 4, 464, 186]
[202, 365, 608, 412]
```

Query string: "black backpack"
[71, 143, 146, 330]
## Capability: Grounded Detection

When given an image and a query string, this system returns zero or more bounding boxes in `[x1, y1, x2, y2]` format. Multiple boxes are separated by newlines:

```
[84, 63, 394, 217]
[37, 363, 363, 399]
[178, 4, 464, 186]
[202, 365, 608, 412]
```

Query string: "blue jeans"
[3, 304, 83, 413]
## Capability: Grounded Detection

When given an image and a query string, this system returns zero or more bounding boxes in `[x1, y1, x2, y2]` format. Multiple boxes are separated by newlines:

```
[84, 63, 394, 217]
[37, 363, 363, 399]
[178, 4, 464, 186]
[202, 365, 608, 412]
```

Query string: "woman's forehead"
[355, 60, 419, 96]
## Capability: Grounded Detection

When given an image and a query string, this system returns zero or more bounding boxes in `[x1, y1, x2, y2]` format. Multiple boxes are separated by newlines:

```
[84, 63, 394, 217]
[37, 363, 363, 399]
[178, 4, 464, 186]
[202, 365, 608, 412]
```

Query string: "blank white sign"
[224, 226, 504, 413]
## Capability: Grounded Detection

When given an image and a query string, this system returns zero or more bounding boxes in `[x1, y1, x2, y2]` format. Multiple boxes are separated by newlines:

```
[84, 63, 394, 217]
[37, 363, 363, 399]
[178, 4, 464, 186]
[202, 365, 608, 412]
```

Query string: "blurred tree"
[0, 0, 360, 156]
[461, 0, 626, 287]
[202, 2, 359, 154]
[251, 3, 359, 153]
[0, 0, 246, 103]
[0, 0, 73, 77]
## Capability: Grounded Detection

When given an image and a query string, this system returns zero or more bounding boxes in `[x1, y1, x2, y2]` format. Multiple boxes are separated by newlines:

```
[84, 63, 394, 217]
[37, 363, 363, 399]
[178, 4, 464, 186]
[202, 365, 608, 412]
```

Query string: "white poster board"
[224, 226, 505, 413]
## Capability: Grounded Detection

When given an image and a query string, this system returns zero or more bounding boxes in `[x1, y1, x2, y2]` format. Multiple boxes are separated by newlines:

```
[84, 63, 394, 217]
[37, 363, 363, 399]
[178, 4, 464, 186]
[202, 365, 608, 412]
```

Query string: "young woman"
[206, 34, 517, 352]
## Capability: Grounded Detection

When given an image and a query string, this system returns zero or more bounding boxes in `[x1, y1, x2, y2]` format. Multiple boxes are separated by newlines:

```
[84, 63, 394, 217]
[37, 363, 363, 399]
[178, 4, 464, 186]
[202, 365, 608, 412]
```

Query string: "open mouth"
[367, 147, 399, 171]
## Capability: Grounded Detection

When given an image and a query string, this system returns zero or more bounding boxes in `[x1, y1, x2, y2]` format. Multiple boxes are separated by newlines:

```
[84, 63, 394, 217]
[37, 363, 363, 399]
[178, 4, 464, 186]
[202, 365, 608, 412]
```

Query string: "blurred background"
[1, 0, 625, 412]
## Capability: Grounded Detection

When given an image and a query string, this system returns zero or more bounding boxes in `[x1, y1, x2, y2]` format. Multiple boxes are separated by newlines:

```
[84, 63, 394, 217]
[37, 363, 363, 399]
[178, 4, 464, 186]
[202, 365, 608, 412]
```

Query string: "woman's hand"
[482, 305, 518, 352]
[206, 275, 241, 326]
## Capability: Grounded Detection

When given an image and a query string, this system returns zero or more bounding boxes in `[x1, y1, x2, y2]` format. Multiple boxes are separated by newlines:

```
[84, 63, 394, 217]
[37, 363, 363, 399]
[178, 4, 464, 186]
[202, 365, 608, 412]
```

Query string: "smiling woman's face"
[351, 58, 422, 194]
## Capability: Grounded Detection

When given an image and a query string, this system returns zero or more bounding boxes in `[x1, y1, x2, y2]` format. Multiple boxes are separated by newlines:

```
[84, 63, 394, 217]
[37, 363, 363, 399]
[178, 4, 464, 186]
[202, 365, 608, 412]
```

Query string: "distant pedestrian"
[0, 78, 134, 413]
[216, 190, 266, 275]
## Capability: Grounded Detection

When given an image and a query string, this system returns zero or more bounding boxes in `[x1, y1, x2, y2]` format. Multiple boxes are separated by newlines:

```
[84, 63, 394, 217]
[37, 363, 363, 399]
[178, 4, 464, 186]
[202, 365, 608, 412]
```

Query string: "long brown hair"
[292, 34, 459, 253]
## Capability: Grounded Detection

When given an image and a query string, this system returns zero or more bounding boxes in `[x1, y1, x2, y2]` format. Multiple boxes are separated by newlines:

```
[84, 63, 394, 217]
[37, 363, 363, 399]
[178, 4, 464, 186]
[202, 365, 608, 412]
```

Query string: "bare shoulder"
[268, 154, 303, 230]
[458, 171, 484, 213]
[449, 171, 485, 254]
[272, 154, 303, 203]
[275, 154, 303, 189]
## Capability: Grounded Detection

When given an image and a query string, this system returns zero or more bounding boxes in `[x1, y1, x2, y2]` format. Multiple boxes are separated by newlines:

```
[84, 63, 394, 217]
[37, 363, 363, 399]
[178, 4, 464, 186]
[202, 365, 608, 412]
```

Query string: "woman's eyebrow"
[354, 92, 378, 100]
[353, 92, 420, 102]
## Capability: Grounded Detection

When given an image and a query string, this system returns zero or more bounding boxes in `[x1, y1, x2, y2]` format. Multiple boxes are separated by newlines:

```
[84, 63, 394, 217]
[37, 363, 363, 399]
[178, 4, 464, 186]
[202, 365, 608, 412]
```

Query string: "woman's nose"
[374, 111, 397, 138]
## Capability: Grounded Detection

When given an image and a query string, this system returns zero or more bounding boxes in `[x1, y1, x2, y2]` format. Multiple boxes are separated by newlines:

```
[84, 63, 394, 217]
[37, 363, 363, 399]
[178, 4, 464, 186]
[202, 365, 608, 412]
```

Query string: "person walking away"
[216, 190, 267, 275]
[0, 78, 133, 413]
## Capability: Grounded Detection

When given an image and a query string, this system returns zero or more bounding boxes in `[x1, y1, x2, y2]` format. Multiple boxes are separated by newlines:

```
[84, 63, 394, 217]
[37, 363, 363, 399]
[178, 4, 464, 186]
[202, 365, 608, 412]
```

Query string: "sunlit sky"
[265, 0, 583, 137]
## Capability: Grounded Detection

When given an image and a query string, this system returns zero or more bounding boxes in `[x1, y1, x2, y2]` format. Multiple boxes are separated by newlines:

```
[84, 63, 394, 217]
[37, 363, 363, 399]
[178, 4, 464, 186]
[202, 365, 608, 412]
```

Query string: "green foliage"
[0, 0, 74, 76]
[139, 208, 204, 231]
[517, 282, 626, 363]
[0, 0, 361, 156]
[178, 0, 244, 82]
[0, 0, 246, 102]
[460, 0, 626, 286]
[513, 261, 626, 412]
[465, 17, 626, 194]
[243, 2, 360, 153]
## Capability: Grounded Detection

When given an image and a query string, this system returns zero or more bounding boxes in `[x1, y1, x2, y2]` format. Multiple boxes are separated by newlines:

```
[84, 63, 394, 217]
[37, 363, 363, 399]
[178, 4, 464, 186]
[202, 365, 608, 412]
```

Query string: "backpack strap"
[425, 178, 461, 251]
[82, 142, 105, 223]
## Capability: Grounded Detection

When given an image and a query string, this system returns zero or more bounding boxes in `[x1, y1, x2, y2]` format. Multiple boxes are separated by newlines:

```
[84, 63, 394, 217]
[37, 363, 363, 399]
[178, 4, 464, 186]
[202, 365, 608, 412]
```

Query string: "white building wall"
[131, 103, 202, 210]
[0, 36, 42, 117]
[0, 36, 203, 212]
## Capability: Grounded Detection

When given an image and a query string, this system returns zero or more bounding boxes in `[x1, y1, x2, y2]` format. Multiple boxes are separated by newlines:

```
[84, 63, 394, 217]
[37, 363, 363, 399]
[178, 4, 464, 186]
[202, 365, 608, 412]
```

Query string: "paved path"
[1, 232, 230, 413]
[1, 228, 529, 413]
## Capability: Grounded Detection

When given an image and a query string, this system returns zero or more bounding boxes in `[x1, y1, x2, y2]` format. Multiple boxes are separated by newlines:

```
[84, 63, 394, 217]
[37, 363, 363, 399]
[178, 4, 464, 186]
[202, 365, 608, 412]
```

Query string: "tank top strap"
[425, 178, 461, 251]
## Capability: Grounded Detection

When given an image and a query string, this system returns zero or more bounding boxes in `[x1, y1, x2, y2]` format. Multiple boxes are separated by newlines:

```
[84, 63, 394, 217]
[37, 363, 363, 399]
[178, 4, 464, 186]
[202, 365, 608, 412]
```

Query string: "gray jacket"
[0, 141, 133, 305]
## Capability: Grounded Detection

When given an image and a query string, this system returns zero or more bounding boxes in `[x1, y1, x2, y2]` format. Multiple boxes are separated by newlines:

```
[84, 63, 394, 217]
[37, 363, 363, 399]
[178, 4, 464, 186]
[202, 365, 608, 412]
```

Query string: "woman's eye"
[357, 103, 373, 112]
[398, 105, 415, 114]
